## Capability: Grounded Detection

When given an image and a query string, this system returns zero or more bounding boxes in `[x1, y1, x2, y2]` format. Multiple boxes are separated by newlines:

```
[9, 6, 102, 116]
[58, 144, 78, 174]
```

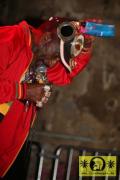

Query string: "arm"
[46, 36, 92, 86]
[0, 26, 26, 103]
[0, 80, 26, 103]
[46, 51, 91, 86]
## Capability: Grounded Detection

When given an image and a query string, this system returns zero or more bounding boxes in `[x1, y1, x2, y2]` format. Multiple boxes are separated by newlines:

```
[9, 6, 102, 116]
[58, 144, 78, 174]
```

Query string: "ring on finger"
[44, 85, 51, 92]
[36, 101, 43, 107]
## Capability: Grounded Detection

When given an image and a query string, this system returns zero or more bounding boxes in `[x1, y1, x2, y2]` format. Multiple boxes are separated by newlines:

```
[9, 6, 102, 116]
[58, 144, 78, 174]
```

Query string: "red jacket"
[0, 20, 92, 177]
[0, 21, 37, 177]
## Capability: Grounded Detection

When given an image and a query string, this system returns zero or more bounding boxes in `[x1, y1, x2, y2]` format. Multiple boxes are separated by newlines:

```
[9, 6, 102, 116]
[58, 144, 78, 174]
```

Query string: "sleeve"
[69, 51, 91, 78]
[46, 43, 92, 86]
[47, 62, 71, 86]
[0, 25, 27, 103]
[46, 35, 92, 86]
[0, 80, 27, 103]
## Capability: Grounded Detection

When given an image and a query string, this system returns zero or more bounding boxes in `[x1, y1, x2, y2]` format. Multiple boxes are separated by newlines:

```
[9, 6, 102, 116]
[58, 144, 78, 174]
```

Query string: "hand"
[36, 85, 51, 107]
[26, 84, 51, 105]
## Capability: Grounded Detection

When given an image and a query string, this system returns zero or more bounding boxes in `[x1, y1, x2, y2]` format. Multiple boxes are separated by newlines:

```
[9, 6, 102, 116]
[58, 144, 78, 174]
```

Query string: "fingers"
[41, 96, 49, 103]
[36, 96, 50, 107]
[44, 85, 51, 92]
[36, 85, 52, 108]
[69, 59, 77, 70]
[26, 83, 52, 106]
[36, 101, 43, 108]
[45, 91, 51, 97]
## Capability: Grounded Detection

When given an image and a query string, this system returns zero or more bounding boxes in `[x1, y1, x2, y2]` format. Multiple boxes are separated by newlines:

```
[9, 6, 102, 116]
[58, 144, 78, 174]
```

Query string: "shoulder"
[0, 21, 31, 67]
[0, 21, 30, 47]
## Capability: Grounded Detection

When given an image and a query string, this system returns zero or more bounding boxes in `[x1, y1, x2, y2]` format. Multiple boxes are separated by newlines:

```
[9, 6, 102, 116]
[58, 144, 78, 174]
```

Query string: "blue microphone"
[84, 22, 115, 37]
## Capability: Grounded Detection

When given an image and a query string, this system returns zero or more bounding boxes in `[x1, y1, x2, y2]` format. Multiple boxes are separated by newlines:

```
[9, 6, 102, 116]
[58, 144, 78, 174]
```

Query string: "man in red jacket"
[0, 17, 93, 178]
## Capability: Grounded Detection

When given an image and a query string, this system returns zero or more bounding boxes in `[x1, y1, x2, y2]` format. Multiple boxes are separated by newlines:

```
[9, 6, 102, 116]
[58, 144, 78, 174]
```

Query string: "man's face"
[38, 31, 76, 69]
[38, 31, 60, 67]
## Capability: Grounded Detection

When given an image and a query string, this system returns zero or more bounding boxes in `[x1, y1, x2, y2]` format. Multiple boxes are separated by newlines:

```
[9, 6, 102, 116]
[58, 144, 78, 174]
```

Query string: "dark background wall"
[1, 0, 120, 150]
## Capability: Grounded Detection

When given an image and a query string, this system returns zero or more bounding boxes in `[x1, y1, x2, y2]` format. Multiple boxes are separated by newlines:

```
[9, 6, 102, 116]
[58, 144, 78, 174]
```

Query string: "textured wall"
[1, 0, 120, 150]
[4, 0, 120, 22]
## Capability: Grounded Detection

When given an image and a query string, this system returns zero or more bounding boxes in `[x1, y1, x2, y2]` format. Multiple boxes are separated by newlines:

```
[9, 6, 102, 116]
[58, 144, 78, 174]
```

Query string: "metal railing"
[26, 141, 120, 180]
